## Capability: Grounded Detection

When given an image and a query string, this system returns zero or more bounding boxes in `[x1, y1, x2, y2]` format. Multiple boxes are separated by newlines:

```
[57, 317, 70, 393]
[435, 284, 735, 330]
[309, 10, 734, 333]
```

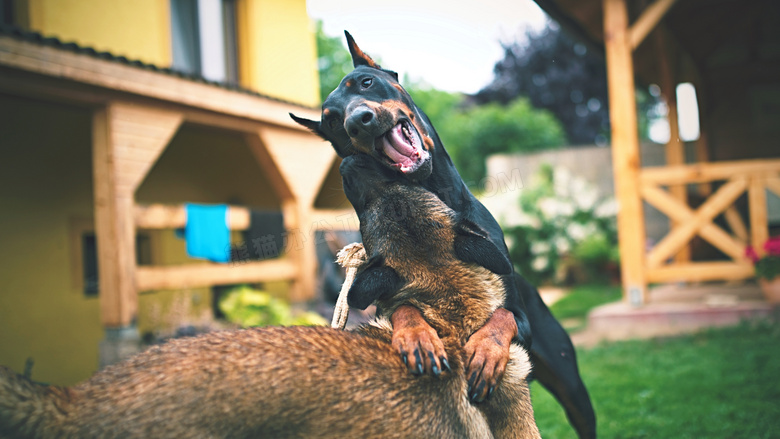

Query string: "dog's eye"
[361, 78, 373, 88]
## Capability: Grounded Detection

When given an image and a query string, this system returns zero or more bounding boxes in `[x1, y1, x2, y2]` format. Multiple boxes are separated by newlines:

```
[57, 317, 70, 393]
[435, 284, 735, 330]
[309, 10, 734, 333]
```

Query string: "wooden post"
[655, 29, 690, 263]
[244, 133, 317, 302]
[93, 108, 138, 329]
[93, 102, 182, 329]
[604, 0, 648, 305]
[749, 175, 768, 257]
[254, 127, 339, 302]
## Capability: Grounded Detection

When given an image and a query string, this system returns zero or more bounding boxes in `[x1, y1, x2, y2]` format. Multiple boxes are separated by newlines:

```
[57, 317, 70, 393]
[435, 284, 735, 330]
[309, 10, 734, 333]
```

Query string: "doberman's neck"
[420, 149, 474, 213]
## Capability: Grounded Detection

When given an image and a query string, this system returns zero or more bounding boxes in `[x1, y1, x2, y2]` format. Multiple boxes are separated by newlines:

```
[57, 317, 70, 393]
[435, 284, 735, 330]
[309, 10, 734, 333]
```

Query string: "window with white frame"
[170, 0, 239, 85]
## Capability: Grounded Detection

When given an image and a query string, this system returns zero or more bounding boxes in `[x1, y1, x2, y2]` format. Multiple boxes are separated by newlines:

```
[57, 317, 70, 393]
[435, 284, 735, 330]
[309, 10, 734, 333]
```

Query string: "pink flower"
[745, 246, 760, 264]
[764, 236, 780, 256]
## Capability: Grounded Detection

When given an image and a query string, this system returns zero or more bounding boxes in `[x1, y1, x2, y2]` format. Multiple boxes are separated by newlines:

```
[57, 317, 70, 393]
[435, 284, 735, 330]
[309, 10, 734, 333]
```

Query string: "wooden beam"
[604, 0, 648, 305]
[0, 35, 320, 130]
[646, 177, 747, 268]
[646, 261, 754, 283]
[258, 126, 338, 207]
[244, 131, 317, 302]
[108, 102, 183, 193]
[136, 259, 297, 291]
[654, 27, 689, 264]
[749, 175, 769, 257]
[640, 159, 780, 185]
[629, 0, 678, 50]
[766, 175, 780, 199]
[93, 107, 138, 328]
[641, 183, 746, 262]
[691, 107, 748, 243]
[723, 207, 749, 244]
[694, 131, 713, 196]
[244, 132, 295, 203]
[135, 204, 251, 230]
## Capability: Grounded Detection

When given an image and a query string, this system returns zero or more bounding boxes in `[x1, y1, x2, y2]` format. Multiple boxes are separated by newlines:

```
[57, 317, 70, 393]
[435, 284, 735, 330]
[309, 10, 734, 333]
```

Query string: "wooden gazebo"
[533, 0, 780, 304]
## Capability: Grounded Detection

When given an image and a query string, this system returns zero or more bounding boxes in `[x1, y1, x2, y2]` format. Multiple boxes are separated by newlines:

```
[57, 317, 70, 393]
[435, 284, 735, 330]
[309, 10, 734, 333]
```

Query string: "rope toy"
[331, 243, 367, 330]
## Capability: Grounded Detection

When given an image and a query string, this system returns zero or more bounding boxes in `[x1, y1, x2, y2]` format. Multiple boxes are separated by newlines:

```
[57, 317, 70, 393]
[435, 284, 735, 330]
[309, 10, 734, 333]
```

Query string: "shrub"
[447, 98, 566, 184]
[502, 165, 618, 285]
[218, 285, 327, 327]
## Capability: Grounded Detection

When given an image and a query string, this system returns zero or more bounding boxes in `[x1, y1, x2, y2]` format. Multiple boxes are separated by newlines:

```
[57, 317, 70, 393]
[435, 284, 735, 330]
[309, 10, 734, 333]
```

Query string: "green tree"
[315, 21, 352, 103]
[405, 82, 566, 185]
[448, 99, 566, 184]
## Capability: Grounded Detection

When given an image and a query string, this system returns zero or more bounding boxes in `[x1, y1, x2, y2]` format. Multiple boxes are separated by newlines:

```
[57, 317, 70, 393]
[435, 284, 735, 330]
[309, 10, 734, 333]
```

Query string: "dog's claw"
[427, 351, 440, 376]
[471, 381, 487, 403]
[441, 357, 450, 371]
[413, 349, 423, 375]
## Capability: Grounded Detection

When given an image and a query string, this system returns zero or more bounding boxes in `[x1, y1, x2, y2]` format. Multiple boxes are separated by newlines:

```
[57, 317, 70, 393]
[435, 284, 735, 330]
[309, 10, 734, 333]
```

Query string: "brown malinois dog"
[0, 156, 539, 438]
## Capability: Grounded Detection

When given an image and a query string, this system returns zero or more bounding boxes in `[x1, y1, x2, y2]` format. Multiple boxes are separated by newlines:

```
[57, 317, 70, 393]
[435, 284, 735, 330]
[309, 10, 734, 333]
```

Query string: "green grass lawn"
[531, 317, 780, 438]
[548, 284, 622, 332]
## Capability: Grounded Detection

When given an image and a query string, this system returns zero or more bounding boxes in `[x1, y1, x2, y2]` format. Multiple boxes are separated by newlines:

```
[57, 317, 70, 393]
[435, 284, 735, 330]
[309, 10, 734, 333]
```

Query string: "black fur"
[348, 256, 404, 310]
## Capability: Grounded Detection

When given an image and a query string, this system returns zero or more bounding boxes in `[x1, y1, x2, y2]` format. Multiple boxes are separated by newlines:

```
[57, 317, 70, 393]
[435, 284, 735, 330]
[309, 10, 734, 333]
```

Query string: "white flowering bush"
[502, 164, 619, 285]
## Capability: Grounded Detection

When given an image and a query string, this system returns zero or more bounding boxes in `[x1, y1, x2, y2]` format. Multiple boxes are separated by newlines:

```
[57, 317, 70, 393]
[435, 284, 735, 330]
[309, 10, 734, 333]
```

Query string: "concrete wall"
[485, 143, 671, 243]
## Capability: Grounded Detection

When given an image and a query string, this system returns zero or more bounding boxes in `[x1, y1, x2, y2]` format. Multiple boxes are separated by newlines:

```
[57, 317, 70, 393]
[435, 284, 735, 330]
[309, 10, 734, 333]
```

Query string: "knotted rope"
[331, 243, 368, 330]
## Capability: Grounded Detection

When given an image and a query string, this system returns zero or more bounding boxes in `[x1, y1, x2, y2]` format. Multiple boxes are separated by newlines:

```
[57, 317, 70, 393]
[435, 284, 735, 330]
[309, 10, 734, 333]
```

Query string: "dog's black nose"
[345, 107, 377, 137]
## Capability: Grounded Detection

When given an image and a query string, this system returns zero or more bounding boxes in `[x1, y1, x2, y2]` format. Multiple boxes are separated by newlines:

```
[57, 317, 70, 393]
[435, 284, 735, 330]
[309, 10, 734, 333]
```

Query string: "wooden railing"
[133, 203, 295, 292]
[638, 159, 780, 283]
[132, 204, 358, 292]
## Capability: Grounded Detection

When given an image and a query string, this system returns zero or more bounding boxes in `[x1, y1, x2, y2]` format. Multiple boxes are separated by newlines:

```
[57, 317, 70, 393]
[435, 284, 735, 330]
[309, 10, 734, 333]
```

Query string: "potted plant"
[746, 236, 780, 304]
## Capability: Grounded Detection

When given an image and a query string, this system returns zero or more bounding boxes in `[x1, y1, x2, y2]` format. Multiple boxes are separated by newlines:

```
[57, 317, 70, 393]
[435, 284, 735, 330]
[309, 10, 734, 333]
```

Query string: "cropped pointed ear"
[289, 113, 325, 139]
[453, 219, 513, 275]
[345, 30, 381, 69]
[347, 255, 403, 310]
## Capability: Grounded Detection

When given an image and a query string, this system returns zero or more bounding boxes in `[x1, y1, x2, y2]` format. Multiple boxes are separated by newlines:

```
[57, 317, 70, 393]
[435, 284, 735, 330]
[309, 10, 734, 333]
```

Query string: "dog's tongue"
[382, 123, 417, 165]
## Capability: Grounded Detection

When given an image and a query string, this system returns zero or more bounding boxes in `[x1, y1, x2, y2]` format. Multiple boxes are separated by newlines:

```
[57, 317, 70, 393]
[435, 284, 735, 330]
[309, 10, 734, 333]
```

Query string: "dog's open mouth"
[376, 120, 429, 174]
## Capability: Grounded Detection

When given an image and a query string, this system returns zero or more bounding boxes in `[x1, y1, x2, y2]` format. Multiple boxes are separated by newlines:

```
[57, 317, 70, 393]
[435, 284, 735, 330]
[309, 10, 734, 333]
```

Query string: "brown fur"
[0, 168, 539, 439]
[353, 179, 539, 439]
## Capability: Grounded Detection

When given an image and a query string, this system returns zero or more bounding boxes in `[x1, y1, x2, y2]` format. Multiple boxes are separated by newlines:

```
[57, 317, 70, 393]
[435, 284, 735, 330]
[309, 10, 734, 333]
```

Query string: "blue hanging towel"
[185, 203, 230, 263]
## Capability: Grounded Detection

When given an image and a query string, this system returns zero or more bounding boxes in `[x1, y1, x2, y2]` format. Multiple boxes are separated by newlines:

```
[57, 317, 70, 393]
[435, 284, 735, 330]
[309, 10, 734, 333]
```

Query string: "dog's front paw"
[464, 308, 517, 402]
[390, 305, 449, 376]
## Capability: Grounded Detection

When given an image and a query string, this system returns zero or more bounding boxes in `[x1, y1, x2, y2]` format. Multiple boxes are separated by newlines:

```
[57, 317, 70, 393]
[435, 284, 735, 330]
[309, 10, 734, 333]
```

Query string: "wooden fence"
[637, 159, 780, 285]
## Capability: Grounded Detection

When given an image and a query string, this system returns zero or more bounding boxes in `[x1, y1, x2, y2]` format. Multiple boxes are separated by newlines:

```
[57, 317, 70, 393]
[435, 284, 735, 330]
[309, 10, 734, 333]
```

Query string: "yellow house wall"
[0, 97, 293, 385]
[0, 96, 102, 386]
[26, 0, 171, 67]
[238, 0, 320, 106]
[24, 0, 319, 106]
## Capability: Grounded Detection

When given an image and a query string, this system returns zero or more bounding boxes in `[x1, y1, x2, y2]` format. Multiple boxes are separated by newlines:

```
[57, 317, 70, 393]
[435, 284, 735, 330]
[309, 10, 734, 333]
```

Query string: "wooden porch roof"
[0, 24, 320, 131]
[0, 24, 314, 111]
[533, 0, 780, 161]
[534, 0, 780, 88]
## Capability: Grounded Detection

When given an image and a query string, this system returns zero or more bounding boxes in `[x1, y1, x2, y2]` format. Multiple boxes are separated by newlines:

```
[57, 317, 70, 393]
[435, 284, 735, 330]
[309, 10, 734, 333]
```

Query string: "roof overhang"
[0, 32, 320, 130]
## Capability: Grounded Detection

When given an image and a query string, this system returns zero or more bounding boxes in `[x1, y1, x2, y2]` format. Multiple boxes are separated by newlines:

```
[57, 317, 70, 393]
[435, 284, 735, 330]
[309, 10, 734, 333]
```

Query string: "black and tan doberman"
[292, 31, 596, 439]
